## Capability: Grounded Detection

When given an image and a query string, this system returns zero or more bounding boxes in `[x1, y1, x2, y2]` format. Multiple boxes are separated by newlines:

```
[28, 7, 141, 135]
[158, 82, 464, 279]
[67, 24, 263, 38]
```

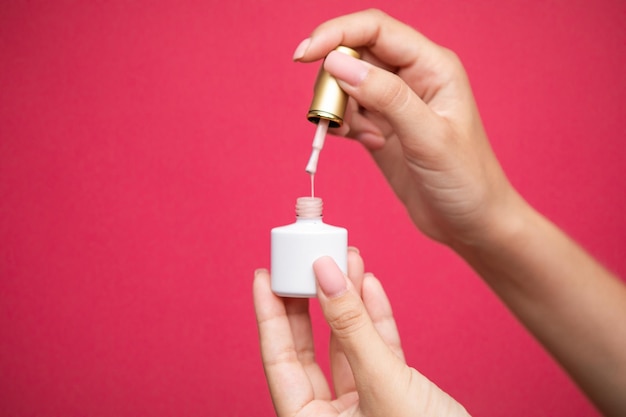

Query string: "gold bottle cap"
[307, 46, 360, 128]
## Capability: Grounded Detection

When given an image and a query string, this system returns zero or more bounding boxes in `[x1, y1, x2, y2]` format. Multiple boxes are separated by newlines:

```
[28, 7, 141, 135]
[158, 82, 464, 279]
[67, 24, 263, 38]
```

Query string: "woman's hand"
[294, 9, 522, 247]
[253, 248, 470, 417]
[287, 10, 626, 417]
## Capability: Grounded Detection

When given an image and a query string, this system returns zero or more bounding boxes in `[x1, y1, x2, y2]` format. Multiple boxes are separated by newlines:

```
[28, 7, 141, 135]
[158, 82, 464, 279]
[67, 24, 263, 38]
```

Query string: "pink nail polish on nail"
[314, 256, 348, 298]
[293, 38, 311, 61]
[324, 51, 368, 87]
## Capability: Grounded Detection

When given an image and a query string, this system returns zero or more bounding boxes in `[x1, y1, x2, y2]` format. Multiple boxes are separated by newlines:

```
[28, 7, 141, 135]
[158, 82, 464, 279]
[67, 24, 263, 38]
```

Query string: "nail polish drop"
[310, 173, 315, 197]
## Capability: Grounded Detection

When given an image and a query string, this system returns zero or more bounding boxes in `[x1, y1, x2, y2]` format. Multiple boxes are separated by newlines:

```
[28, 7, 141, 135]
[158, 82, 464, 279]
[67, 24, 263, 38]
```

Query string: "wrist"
[447, 189, 535, 262]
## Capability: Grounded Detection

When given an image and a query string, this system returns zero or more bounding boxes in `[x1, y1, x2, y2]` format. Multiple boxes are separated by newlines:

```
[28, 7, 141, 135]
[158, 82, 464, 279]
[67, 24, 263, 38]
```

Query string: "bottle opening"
[296, 197, 323, 218]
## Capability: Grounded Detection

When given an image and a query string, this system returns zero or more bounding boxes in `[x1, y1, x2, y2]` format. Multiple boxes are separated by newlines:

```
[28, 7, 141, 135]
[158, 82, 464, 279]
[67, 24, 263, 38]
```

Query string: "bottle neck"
[295, 197, 323, 219]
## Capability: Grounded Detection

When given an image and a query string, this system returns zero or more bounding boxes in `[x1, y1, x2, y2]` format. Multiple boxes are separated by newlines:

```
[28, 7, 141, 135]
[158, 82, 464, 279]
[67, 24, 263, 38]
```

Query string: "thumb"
[323, 50, 447, 162]
[313, 256, 407, 410]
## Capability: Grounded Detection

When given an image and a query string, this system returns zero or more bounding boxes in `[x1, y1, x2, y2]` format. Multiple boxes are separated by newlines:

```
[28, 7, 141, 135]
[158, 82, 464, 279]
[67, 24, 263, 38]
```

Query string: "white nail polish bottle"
[271, 197, 347, 297]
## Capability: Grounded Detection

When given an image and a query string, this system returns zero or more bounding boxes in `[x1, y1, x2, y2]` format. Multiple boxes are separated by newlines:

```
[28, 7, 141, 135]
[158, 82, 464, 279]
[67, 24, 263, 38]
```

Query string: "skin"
[254, 9, 626, 417]
[254, 250, 470, 417]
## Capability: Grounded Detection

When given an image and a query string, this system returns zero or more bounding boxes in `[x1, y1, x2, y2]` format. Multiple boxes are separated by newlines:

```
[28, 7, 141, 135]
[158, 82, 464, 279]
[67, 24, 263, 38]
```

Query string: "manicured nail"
[254, 268, 268, 277]
[293, 38, 311, 61]
[313, 256, 347, 298]
[348, 246, 360, 254]
[324, 50, 369, 87]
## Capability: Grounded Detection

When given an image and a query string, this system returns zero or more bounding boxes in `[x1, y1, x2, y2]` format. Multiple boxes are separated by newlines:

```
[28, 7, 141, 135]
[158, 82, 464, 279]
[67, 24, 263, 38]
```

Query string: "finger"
[329, 103, 387, 150]
[295, 9, 444, 72]
[347, 247, 365, 295]
[346, 111, 387, 150]
[323, 50, 449, 167]
[330, 247, 364, 396]
[313, 257, 407, 412]
[362, 273, 405, 362]
[365, 130, 424, 213]
[283, 297, 332, 401]
[253, 269, 324, 415]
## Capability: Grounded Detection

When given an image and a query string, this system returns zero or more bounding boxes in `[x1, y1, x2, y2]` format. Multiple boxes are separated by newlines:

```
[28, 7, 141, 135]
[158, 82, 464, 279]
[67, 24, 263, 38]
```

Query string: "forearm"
[454, 196, 626, 417]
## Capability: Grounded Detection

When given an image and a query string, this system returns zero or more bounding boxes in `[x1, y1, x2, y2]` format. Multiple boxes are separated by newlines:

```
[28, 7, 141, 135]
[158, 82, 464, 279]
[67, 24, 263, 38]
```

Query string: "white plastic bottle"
[271, 197, 347, 297]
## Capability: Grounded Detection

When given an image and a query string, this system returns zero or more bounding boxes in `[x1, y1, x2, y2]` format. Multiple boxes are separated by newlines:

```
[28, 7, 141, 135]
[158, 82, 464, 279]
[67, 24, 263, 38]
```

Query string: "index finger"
[295, 9, 445, 70]
[253, 269, 316, 415]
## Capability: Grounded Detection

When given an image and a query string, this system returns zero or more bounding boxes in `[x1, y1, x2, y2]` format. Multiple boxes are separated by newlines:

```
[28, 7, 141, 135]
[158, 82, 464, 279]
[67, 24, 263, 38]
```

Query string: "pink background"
[1, 1, 625, 416]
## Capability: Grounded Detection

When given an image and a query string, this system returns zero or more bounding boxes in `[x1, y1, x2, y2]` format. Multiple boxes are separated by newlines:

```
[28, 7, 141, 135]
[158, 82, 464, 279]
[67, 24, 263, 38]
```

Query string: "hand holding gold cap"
[304, 46, 360, 175]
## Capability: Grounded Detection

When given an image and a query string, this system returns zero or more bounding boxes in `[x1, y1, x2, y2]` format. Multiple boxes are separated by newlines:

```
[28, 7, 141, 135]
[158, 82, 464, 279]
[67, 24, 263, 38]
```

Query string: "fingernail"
[293, 38, 311, 61]
[348, 246, 360, 254]
[254, 268, 268, 277]
[313, 256, 347, 298]
[324, 50, 369, 87]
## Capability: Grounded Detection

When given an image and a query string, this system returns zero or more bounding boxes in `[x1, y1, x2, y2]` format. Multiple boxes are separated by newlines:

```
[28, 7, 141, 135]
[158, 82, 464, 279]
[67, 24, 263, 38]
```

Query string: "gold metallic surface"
[307, 46, 360, 128]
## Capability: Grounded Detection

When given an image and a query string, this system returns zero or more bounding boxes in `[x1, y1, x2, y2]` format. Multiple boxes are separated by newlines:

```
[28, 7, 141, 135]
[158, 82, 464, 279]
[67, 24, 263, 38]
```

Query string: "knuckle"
[262, 345, 298, 369]
[365, 8, 388, 20]
[441, 47, 461, 65]
[438, 47, 468, 83]
[326, 300, 368, 337]
[374, 76, 412, 112]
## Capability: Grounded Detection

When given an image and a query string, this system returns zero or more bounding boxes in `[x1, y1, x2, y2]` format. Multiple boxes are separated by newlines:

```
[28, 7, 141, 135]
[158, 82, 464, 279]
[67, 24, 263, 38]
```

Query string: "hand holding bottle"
[254, 249, 470, 417]
[293, 9, 521, 247]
